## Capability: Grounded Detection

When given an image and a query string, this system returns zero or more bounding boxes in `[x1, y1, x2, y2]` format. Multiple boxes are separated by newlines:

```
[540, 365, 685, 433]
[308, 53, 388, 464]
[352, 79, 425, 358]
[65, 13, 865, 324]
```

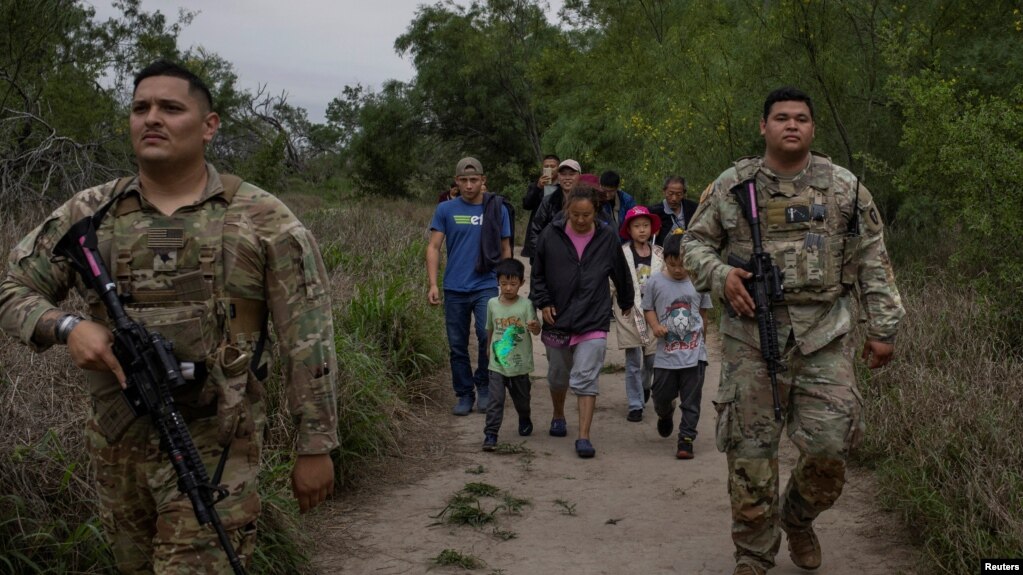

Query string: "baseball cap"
[557, 159, 581, 173]
[455, 157, 484, 176]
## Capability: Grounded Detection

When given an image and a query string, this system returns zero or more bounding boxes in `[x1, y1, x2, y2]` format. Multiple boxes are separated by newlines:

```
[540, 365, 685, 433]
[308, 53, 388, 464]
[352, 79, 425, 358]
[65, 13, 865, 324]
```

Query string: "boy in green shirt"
[482, 258, 541, 450]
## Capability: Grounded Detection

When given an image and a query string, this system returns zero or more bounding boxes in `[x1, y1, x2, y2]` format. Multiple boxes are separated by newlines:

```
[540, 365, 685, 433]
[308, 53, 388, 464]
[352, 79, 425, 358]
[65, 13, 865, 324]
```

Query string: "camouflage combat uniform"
[683, 153, 904, 571]
[0, 164, 339, 573]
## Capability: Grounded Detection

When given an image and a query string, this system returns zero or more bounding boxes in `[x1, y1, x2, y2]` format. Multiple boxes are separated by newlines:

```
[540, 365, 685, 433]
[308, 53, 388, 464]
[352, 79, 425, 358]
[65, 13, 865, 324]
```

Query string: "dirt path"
[311, 251, 920, 575]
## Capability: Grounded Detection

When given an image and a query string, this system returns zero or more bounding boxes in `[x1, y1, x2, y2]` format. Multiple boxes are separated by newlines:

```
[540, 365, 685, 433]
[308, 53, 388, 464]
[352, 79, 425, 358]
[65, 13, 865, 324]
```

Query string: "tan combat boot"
[732, 563, 767, 575]
[786, 526, 822, 570]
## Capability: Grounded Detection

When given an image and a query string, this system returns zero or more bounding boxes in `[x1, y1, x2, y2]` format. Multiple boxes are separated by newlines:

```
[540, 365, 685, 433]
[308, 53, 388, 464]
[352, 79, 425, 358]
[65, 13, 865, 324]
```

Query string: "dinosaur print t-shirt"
[485, 296, 537, 377]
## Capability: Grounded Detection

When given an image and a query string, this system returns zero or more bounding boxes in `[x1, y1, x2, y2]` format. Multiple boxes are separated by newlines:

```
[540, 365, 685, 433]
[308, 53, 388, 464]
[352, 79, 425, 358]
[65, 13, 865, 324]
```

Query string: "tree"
[0, 0, 195, 205]
[394, 0, 560, 190]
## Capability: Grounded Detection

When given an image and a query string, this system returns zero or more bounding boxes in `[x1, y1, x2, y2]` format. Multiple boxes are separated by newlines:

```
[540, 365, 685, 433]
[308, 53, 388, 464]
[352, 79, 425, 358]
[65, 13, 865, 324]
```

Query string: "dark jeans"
[444, 288, 496, 398]
[484, 371, 532, 436]
[652, 361, 706, 441]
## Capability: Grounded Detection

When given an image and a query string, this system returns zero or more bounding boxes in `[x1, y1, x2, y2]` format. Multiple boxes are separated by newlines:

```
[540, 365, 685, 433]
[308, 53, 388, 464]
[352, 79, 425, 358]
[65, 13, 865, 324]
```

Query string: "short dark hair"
[493, 258, 525, 281]
[599, 170, 621, 188]
[663, 232, 685, 261]
[134, 59, 214, 112]
[662, 175, 687, 190]
[543, 154, 560, 163]
[763, 86, 814, 121]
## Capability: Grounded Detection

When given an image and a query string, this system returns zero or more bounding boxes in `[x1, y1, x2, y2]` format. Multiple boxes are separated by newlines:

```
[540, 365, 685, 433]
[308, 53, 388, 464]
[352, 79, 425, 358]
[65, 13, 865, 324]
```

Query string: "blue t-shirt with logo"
[430, 197, 511, 292]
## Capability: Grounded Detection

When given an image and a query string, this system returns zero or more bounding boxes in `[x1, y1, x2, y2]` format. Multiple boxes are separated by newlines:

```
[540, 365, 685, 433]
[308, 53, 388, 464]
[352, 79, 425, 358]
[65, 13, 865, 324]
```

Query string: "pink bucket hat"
[619, 205, 662, 239]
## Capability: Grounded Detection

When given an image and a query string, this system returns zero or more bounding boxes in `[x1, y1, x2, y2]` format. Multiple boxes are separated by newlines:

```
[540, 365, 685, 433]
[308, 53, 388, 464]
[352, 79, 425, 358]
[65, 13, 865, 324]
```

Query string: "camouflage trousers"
[85, 400, 266, 574]
[713, 333, 864, 570]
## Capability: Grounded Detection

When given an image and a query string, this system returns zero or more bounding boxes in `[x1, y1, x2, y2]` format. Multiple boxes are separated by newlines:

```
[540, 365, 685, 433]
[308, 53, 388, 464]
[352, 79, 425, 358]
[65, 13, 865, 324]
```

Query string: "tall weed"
[857, 229, 1023, 574]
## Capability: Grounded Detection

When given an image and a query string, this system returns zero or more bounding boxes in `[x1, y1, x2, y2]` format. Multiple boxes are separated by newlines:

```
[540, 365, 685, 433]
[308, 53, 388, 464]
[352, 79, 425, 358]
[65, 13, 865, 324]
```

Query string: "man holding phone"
[522, 154, 560, 259]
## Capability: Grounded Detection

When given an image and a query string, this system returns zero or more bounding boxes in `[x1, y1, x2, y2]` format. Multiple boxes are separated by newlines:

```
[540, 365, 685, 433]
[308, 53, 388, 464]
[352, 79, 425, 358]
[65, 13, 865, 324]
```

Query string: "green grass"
[432, 548, 485, 569]
[500, 494, 531, 515]
[553, 499, 577, 516]
[433, 498, 498, 528]
[463, 482, 501, 498]
[493, 442, 532, 456]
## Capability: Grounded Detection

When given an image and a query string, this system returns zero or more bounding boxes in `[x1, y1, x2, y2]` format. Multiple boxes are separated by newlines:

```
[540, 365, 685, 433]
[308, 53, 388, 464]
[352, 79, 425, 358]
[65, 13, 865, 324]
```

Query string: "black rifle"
[54, 215, 247, 575]
[726, 180, 787, 422]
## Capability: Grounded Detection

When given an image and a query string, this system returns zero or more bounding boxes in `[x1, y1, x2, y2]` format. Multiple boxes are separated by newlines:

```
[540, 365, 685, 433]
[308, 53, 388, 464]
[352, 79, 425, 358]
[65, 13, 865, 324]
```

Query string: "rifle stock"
[55, 215, 247, 575]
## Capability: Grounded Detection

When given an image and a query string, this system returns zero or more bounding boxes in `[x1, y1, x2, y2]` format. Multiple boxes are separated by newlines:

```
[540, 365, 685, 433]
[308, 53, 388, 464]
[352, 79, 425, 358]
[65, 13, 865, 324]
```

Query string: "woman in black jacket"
[530, 186, 634, 458]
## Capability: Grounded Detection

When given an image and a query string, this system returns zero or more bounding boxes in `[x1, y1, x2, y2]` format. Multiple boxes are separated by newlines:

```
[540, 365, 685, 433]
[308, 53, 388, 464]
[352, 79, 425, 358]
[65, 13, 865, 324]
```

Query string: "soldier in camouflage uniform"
[683, 87, 904, 575]
[0, 60, 338, 573]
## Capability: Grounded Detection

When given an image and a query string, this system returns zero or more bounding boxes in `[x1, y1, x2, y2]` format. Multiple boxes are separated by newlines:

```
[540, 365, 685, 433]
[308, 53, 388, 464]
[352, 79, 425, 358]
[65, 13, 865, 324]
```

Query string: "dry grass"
[857, 234, 1023, 574]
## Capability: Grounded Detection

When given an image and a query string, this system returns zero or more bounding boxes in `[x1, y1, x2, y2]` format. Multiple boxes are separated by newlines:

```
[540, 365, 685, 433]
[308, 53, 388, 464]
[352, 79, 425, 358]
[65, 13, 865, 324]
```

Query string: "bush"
[889, 76, 1023, 343]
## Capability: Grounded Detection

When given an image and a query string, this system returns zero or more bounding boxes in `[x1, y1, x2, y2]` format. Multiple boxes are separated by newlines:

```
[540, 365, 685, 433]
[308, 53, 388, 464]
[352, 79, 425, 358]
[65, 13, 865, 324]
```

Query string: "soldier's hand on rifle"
[861, 340, 894, 369]
[67, 320, 126, 387]
[725, 267, 755, 318]
[292, 453, 334, 513]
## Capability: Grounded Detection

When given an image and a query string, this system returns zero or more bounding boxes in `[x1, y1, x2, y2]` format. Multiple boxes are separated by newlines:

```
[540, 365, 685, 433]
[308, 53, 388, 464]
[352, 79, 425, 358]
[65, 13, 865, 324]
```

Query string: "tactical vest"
[724, 153, 860, 305]
[84, 175, 268, 439]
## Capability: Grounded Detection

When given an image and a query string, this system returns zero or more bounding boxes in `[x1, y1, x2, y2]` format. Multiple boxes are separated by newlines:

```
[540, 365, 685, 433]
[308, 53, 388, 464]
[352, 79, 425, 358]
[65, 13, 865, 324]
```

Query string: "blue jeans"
[444, 288, 496, 398]
[624, 347, 654, 410]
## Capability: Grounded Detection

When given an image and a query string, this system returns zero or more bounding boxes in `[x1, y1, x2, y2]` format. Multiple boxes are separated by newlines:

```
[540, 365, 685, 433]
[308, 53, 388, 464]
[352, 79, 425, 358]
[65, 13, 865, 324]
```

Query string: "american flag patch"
[147, 228, 185, 248]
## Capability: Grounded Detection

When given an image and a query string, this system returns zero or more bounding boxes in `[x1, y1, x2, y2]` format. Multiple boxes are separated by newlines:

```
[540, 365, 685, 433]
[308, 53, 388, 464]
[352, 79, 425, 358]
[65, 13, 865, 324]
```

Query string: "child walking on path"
[483, 258, 541, 451]
[642, 234, 713, 459]
[612, 206, 664, 423]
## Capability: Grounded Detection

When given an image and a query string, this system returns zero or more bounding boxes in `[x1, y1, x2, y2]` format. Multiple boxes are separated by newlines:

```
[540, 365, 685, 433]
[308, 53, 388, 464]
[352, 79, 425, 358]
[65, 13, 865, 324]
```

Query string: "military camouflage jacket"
[0, 164, 339, 454]
[683, 153, 904, 355]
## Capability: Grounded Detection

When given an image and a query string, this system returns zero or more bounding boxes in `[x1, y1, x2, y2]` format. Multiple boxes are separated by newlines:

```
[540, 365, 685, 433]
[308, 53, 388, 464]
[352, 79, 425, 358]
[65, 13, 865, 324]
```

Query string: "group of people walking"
[429, 152, 711, 460]
[426, 87, 905, 575]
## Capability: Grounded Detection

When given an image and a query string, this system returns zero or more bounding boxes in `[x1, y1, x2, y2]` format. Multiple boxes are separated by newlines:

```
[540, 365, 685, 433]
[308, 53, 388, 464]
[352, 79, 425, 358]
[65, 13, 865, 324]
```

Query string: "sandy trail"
[311, 251, 919, 575]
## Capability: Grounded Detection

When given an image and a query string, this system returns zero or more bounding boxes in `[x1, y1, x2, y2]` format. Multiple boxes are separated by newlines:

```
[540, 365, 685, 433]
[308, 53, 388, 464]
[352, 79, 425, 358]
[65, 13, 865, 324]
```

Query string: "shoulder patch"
[866, 206, 882, 232]
[859, 195, 884, 234]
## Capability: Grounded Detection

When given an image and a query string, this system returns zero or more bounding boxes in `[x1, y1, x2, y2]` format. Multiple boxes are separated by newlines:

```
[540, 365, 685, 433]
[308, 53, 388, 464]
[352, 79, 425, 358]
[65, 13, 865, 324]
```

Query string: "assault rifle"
[54, 215, 247, 575]
[726, 180, 787, 422]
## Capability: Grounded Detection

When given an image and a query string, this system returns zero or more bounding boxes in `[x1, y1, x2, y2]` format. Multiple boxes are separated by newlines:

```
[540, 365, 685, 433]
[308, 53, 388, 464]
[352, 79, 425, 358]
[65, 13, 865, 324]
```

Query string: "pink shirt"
[564, 223, 606, 344]
[565, 223, 594, 260]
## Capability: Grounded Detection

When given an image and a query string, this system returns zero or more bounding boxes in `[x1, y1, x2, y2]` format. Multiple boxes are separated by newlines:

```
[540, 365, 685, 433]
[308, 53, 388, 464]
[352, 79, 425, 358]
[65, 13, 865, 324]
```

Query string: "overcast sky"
[87, 0, 564, 123]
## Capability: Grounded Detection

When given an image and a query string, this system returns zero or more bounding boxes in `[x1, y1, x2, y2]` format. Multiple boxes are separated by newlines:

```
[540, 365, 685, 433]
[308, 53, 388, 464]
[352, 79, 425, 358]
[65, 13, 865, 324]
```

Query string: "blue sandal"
[549, 418, 567, 437]
[575, 439, 595, 458]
